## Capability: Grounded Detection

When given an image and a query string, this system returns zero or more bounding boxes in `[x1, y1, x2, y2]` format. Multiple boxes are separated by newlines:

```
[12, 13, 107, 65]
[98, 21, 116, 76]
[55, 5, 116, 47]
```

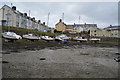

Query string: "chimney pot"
[43, 22, 45, 25]
[59, 19, 62, 22]
[24, 13, 27, 16]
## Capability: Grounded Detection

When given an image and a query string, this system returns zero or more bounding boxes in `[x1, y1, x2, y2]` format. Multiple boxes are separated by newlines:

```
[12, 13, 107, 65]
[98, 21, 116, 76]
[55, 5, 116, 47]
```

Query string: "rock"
[86, 64, 89, 66]
[86, 72, 90, 74]
[2, 61, 9, 63]
[24, 46, 28, 49]
[95, 65, 98, 67]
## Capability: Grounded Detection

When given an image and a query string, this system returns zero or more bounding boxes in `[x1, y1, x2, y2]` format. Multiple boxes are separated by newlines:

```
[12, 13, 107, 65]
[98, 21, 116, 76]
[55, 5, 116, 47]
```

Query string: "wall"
[55, 22, 66, 32]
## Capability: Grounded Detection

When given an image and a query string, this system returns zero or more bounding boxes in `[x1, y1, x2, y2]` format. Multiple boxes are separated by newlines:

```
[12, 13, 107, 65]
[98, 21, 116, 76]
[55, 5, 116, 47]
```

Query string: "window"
[94, 30, 96, 32]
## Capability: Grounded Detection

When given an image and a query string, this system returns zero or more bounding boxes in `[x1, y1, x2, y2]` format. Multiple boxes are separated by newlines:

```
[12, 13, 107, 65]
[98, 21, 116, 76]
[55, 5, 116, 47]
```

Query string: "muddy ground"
[1, 39, 120, 78]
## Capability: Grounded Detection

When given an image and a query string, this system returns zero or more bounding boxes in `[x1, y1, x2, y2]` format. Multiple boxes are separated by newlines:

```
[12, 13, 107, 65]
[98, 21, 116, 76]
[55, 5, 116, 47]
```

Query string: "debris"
[2, 61, 9, 63]
[49, 47, 57, 50]
[114, 56, 120, 62]
[40, 58, 46, 60]
[115, 53, 120, 55]
[105, 54, 108, 56]
[2, 51, 11, 54]
[10, 50, 19, 53]
[73, 45, 78, 48]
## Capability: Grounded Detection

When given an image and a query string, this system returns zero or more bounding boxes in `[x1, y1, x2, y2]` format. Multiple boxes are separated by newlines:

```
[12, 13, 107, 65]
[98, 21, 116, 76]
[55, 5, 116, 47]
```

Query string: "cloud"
[0, 2, 118, 28]
[0, 0, 119, 2]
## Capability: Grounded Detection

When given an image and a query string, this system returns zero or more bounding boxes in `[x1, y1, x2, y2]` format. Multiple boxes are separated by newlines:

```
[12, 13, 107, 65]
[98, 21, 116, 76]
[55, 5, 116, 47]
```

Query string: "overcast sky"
[0, 2, 118, 28]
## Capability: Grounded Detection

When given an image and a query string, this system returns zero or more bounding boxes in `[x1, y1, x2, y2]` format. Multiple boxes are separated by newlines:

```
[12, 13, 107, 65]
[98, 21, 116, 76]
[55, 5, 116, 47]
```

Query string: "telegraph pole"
[29, 10, 30, 28]
[62, 13, 64, 33]
[47, 12, 50, 27]
[2, 8, 5, 27]
[62, 13, 64, 22]
[79, 16, 81, 24]
[11, 3, 13, 27]
[28, 10, 31, 33]
[78, 16, 81, 36]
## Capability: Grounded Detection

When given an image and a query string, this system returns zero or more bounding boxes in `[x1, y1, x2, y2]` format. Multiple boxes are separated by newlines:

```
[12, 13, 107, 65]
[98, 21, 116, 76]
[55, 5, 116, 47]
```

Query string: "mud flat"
[2, 42, 119, 78]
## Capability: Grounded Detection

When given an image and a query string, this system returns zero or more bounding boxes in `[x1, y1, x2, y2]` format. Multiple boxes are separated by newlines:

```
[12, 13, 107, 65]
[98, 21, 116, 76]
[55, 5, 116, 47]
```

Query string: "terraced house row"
[0, 5, 48, 32]
[55, 19, 97, 33]
[90, 25, 120, 38]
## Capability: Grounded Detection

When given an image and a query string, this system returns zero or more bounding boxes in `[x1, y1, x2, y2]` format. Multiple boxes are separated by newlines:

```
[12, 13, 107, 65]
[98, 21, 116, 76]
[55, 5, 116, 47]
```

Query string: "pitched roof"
[55, 22, 66, 26]
[66, 24, 97, 27]
[106, 26, 120, 28]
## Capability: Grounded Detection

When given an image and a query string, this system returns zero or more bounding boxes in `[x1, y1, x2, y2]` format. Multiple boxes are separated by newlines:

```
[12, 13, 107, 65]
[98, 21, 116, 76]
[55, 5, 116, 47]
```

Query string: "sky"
[0, 1, 119, 28]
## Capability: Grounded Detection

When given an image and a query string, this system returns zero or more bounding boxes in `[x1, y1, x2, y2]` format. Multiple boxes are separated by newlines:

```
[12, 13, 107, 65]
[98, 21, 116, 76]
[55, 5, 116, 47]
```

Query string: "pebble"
[86, 72, 90, 74]
[2, 61, 9, 63]
[95, 65, 98, 67]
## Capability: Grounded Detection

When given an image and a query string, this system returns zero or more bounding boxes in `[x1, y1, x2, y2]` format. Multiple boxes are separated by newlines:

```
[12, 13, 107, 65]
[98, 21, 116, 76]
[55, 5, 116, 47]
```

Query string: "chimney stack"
[12, 6, 16, 10]
[43, 22, 45, 25]
[59, 19, 62, 22]
[24, 13, 27, 16]
[74, 23, 75, 25]
[38, 20, 41, 23]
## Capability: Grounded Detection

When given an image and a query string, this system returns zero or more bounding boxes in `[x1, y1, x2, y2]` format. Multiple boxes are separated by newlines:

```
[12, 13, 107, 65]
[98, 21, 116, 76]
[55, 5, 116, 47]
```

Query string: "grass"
[1, 26, 119, 45]
[1, 26, 60, 37]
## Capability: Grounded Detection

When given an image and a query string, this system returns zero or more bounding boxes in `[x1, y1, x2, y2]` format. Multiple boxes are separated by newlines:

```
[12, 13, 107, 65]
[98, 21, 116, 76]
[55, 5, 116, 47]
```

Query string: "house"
[55, 19, 67, 32]
[66, 25, 74, 33]
[0, 5, 13, 26]
[90, 25, 120, 38]
[37, 22, 48, 32]
[90, 28, 111, 37]
[73, 23, 97, 32]
[104, 26, 120, 38]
